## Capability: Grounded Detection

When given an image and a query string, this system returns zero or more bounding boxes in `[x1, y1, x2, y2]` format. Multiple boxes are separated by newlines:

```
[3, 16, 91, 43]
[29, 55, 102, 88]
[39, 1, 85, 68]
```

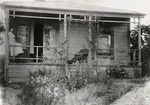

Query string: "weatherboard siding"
[8, 64, 65, 82]
[59, 22, 88, 58]
[114, 23, 130, 64]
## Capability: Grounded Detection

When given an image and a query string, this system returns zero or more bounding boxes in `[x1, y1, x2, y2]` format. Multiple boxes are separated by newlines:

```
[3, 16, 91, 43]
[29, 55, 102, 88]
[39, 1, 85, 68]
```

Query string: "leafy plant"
[106, 66, 132, 79]
[20, 67, 68, 105]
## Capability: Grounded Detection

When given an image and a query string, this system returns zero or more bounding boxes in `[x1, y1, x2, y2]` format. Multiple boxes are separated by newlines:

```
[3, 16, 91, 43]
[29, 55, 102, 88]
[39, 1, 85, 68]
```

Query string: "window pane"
[98, 34, 111, 53]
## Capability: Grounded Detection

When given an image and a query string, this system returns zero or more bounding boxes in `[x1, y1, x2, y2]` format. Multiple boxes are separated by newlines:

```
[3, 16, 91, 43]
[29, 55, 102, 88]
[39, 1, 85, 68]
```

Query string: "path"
[111, 81, 150, 105]
[0, 85, 22, 105]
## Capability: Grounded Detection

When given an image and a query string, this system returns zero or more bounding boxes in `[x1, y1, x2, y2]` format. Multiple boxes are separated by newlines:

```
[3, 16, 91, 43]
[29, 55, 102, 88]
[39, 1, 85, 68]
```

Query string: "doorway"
[34, 21, 43, 57]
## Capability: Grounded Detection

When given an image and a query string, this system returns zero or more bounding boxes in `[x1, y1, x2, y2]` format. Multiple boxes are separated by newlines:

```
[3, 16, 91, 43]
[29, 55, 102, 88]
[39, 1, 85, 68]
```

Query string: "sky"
[0, 0, 150, 25]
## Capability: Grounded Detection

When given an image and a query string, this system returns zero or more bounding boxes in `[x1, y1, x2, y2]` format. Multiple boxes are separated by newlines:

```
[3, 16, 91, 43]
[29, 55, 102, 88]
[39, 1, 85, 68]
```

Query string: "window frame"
[97, 24, 114, 56]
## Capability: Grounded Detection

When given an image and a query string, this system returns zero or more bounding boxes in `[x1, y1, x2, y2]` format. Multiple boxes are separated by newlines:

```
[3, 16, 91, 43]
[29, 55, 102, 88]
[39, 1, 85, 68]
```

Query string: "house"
[0, 1, 145, 82]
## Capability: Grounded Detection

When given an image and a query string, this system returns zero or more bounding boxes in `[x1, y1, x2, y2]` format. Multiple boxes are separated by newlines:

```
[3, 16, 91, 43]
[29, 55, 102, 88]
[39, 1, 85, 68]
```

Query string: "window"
[98, 34, 112, 55]
[97, 23, 114, 56]
[17, 25, 30, 47]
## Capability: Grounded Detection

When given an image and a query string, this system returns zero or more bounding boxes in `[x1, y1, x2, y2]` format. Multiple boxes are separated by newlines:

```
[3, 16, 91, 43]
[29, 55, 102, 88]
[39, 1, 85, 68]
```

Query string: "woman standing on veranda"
[9, 28, 23, 56]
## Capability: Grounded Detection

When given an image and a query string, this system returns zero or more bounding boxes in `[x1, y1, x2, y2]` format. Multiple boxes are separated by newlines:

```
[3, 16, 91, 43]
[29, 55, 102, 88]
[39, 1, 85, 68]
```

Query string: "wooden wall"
[68, 23, 88, 55]
[59, 22, 88, 59]
[8, 64, 65, 82]
[114, 23, 130, 65]
[97, 23, 130, 66]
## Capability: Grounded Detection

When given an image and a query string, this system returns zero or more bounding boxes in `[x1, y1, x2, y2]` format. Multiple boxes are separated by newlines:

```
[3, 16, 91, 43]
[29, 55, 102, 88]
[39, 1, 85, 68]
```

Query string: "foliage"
[69, 68, 97, 90]
[20, 67, 68, 105]
[141, 43, 150, 76]
[65, 79, 137, 105]
[103, 81, 134, 105]
[68, 64, 111, 91]
[130, 24, 150, 77]
[0, 22, 5, 32]
[19, 66, 145, 105]
[130, 25, 150, 77]
[106, 66, 132, 79]
[20, 65, 110, 104]
[20, 66, 106, 104]
[140, 25, 150, 76]
[130, 25, 150, 48]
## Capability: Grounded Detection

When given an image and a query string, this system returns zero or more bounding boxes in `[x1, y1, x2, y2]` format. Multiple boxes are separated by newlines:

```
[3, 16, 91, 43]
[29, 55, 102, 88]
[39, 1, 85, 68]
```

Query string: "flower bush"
[20, 67, 68, 105]
[106, 66, 132, 79]
[68, 66, 108, 91]
[19, 66, 140, 105]
[20, 66, 108, 104]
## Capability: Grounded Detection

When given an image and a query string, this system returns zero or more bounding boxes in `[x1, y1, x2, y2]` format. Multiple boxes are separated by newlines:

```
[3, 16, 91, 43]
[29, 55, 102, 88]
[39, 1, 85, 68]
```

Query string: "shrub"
[20, 66, 139, 105]
[106, 66, 132, 79]
[68, 66, 108, 91]
[20, 67, 68, 105]
[20, 66, 107, 105]
[69, 68, 96, 90]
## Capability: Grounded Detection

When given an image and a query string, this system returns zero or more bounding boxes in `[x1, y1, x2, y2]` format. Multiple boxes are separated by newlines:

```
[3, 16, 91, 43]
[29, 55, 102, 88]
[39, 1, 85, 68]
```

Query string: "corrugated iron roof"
[0, 1, 145, 17]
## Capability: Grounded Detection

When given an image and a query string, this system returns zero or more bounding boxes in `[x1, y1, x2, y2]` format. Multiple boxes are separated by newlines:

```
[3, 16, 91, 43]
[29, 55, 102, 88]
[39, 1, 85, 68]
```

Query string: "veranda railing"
[9, 45, 65, 63]
[9, 45, 140, 66]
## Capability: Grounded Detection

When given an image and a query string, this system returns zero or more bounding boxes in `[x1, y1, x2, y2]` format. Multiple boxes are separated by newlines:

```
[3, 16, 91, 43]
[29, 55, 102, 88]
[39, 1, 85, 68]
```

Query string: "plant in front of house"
[20, 67, 68, 105]
[106, 66, 132, 79]
[19, 66, 142, 105]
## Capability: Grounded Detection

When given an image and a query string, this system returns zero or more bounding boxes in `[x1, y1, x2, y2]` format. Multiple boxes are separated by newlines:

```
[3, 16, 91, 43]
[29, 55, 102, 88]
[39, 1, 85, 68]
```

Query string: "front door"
[34, 21, 43, 57]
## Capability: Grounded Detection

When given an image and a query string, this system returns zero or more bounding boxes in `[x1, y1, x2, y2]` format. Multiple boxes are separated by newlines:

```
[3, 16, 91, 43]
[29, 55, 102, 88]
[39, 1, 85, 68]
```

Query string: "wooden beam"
[10, 14, 61, 20]
[30, 21, 34, 53]
[4, 8, 10, 82]
[88, 16, 92, 68]
[98, 20, 138, 24]
[64, 14, 69, 78]
[138, 18, 141, 66]
[59, 14, 61, 21]
[9, 7, 144, 18]
[95, 22, 99, 66]
[10, 13, 140, 24]
[13, 10, 15, 18]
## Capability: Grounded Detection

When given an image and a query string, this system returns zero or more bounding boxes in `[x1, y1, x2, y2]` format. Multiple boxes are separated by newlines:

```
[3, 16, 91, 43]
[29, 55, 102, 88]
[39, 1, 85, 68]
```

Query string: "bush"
[20, 67, 68, 105]
[69, 68, 96, 90]
[68, 66, 108, 91]
[20, 66, 139, 105]
[103, 82, 134, 105]
[106, 66, 132, 79]
[20, 66, 109, 104]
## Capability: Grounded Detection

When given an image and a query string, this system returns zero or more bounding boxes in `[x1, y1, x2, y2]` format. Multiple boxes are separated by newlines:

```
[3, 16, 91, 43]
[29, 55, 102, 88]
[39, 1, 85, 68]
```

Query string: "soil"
[0, 85, 22, 105]
[111, 81, 150, 105]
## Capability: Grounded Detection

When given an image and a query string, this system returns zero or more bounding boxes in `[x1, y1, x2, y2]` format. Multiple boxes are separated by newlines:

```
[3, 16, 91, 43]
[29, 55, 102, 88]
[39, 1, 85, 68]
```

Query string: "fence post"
[36, 46, 39, 63]
[88, 16, 92, 68]
[4, 8, 10, 82]
[138, 18, 141, 66]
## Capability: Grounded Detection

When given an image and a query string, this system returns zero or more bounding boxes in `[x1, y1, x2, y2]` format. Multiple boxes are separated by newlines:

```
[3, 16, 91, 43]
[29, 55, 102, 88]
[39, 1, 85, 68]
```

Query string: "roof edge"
[0, 1, 146, 18]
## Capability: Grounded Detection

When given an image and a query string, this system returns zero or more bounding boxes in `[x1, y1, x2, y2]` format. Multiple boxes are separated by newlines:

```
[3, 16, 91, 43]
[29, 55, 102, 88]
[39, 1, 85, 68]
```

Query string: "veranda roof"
[0, 1, 145, 18]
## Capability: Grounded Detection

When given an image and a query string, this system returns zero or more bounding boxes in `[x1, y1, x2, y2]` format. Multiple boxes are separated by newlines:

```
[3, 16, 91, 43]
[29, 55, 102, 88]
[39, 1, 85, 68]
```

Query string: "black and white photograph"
[0, 0, 150, 104]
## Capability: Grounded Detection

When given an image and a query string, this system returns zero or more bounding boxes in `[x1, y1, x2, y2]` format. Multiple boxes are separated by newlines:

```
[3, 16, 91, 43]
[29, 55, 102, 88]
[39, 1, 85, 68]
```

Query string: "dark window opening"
[34, 21, 43, 57]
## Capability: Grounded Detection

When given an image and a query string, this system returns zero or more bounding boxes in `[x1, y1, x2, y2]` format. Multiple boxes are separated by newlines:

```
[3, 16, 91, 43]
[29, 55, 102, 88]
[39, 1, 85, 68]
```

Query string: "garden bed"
[16, 67, 145, 105]
[65, 79, 143, 105]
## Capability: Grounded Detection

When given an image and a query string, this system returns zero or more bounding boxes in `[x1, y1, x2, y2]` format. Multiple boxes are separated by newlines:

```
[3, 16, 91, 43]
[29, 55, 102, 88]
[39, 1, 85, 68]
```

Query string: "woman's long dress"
[9, 32, 23, 56]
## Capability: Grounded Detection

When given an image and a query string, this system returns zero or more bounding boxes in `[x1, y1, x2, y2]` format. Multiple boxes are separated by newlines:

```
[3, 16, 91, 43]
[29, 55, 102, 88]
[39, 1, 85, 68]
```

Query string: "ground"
[111, 80, 150, 105]
[0, 85, 22, 105]
[0, 80, 150, 105]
